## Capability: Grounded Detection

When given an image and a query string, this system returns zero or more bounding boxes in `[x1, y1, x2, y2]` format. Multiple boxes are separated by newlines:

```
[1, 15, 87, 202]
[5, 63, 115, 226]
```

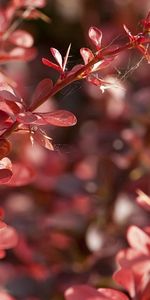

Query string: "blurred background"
[1, 0, 150, 299]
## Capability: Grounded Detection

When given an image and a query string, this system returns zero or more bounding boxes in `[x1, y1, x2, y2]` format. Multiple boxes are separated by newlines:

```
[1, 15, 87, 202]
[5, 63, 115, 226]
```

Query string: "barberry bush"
[0, 0, 150, 299]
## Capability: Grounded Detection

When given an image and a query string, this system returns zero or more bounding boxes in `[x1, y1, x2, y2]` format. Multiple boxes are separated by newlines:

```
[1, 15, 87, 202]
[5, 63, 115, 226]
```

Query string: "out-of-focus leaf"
[14, 0, 46, 8]
[113, 268, 135, 298]
[0, 48, 37, 64]
[65, 285, 129, 300]
[6, 162, 36, 186]
[9, 30, 34, 48]
[127, 226, 150, 255]
[0, 157, 12, 184]
[0, 221, 18, 250]
[0, 290, 16, 300]
[136, 190, 150, 211]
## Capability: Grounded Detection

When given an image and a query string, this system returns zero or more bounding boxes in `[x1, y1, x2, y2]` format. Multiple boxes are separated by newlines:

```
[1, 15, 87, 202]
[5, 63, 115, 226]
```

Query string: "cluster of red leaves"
[0, 4, 150, 300]
[0, 3, 149, 186]
[64, 191, 150, 300]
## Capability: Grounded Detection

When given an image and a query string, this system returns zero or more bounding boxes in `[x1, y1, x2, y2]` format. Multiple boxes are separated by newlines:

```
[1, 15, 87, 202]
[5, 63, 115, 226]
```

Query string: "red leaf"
[31, 78, 53, 108]
[50, 48, 63, 68]
[31, 128, 54, 150]
[14, 0, 46, 7]
[0, 221, 18, 250]
[88, 27, 102, 50]
[0, 157, 12, 184]
[65, 285, 104, 300]
[97, 288, 129, 300]
[65, 285, 129, 300]
[10, 47, 37, 61]
[80, 48, 94, 65]
[0, 90, 23, 114]
[113, 268, 135, 298]
[0, 48, 37, 64]
[6, 162, 36, 186]
[127, 226, 150, 255]
[136, 190, 150, 211]
[0, 90, 22, 104]
[38, 110, 77, 127]
[42, 58, 62, 72]
[9, 30, 34, 48]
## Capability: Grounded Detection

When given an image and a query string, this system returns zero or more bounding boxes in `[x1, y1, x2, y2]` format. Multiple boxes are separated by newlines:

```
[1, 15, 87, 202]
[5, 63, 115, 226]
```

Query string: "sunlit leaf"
[88, 27, 102, 50]
[50, 48, 63, 68]
[80, 48, 94, 65]
[38, 110, 77, 127]
[127, 226, 150, 255]
[136, 190, 150, 211]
